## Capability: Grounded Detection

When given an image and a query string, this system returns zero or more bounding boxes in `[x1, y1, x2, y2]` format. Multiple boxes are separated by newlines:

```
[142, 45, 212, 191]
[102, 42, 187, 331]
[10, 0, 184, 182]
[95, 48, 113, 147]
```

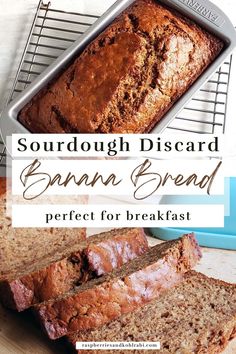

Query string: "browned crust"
[0, 228, 148, 311]
[18, 0, 223, 134]
[201, 320, 236, 354]
[34, 234, 201, 340]
[0, 177, 6, 196]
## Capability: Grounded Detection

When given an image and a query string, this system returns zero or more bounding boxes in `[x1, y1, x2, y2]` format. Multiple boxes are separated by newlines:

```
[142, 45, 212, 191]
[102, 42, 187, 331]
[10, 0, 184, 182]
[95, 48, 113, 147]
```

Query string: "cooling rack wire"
[0, 0, 233, 175]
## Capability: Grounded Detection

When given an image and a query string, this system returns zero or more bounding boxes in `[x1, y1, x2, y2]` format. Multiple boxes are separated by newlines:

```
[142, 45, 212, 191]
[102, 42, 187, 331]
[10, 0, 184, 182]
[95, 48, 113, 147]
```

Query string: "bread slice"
[68, 271, 236, 354]
[0, 177, 86, 280]
[34, 233, 201, 339]
[0, 228, 148, 311]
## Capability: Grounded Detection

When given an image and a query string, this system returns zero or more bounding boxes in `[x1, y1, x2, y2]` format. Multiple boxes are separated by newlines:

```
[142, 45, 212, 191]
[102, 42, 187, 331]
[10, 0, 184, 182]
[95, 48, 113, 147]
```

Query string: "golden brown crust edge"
[0, 228, 148, 311]
[18, 0, 224, 134]
[34, 234, 201, 340]
[0, 177, 6, 196]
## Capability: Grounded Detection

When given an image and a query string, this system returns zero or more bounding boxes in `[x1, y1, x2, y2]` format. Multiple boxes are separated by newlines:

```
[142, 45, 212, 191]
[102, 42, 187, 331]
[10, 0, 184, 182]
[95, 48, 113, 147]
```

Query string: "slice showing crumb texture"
[0, 177, 86, 280]
[34, 233, 201, 339]
[0, 228, 148, 311]
[68, 271, 236, 354]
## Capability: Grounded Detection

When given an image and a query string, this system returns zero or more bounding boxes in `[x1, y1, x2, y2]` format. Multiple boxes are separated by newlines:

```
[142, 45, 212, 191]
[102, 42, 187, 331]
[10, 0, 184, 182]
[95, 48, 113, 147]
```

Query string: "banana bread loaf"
[34, 233, 201, 339]
[0, 177, 86, 280]
[0, 228, 148, 311]
[18, 0, 223, 134]
[68, 271, 236, 354]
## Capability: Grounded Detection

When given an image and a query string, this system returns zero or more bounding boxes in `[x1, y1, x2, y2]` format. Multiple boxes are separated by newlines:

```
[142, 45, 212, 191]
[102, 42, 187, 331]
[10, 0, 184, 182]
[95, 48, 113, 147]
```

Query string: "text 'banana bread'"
[18, 0, 223, 134]
[0, 228, 148, 311]
[34, 233, 201, 339]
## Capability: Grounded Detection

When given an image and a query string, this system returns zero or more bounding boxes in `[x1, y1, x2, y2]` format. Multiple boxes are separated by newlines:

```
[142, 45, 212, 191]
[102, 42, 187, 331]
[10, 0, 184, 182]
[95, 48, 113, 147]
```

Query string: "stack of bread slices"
[0, 177, 236, 354]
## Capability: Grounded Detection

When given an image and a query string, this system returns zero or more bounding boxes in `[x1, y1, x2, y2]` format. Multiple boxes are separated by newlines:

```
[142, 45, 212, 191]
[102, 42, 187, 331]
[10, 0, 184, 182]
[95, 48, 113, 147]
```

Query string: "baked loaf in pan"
[0, 228, 148, 311]
[68, 271, 236, 354]
[0, 177, 86, 280]
[34, 233, 201, 339]
[18, 0, 223, 134]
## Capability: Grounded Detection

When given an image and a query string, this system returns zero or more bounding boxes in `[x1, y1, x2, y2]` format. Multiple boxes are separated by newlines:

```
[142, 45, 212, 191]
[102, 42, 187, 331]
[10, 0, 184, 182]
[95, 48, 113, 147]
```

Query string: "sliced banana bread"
[0, 228, 148, 311]
[68, 271, 236, 354]
[0, 177, 86, 280]
[35, 233, 201, 339]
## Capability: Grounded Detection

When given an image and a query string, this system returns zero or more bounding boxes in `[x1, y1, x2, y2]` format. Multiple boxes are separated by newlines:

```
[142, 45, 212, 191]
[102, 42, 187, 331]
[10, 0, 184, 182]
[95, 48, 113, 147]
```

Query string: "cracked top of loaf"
[18, 0, 223, 133]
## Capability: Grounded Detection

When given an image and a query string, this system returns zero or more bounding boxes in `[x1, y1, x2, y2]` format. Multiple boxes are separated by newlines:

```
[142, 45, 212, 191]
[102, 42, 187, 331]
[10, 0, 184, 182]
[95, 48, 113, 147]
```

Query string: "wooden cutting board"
[0, 236, 236, 353]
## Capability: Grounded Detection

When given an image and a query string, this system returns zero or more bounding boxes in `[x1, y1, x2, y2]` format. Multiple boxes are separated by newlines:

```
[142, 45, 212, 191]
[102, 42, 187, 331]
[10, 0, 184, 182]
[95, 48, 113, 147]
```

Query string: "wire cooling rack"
[0, 0, 234, 175]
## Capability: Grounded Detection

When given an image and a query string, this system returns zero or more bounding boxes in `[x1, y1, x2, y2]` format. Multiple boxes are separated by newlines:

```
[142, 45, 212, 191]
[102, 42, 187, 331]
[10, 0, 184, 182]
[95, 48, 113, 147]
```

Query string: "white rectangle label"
[75, 342, 161, 351]
[11, 158, 224, 200]
[11, 204, 224, 228]
[8, 134, 233, 228]
[10, 134, 225, 158]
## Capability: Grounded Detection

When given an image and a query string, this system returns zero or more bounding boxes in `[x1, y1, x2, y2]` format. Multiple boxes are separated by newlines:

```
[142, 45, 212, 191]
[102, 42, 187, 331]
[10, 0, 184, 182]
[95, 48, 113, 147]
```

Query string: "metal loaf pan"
[1, 0, 236, 141]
